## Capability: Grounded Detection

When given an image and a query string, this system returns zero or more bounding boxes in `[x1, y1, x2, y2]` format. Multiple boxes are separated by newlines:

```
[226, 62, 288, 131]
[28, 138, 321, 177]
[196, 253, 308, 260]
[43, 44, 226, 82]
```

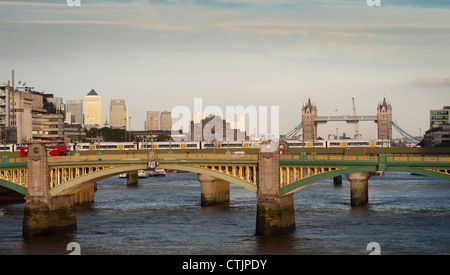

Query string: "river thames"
[0, 171, 449, 255]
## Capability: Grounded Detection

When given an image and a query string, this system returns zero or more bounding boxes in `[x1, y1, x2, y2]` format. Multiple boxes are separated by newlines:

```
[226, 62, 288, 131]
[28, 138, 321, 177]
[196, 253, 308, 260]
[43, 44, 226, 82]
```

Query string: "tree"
[85, 127, 133, 142]
[155, 134, 173, 141]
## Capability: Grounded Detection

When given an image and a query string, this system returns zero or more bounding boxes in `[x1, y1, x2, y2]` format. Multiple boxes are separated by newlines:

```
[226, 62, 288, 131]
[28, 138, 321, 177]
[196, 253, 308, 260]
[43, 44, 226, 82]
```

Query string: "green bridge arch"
[49, 163, 258, 197]
[0, 163, 257, 198]
[49, 164, 148, 196]
[280, 165, 450, 195]
[158, 163, 258, 193]
[0, 179, 27, 196]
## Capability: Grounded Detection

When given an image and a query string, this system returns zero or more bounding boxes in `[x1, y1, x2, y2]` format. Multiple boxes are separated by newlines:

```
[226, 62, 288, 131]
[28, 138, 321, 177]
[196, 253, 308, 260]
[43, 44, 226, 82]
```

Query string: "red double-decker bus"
[19, 141, 70, 157]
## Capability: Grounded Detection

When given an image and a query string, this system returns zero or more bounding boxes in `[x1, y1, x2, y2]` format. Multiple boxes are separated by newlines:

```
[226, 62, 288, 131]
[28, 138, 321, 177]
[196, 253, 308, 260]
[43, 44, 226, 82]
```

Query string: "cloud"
[411, 77, 450, 87]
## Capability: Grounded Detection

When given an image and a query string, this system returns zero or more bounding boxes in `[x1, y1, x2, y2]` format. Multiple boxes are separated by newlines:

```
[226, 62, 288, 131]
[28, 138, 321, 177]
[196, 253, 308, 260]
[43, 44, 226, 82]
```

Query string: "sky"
[0, 0, 449, 139]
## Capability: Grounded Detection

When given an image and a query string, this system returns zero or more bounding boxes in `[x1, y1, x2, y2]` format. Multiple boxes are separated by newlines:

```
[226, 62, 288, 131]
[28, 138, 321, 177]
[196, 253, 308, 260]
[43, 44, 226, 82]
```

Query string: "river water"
[0, 171, 449, 255]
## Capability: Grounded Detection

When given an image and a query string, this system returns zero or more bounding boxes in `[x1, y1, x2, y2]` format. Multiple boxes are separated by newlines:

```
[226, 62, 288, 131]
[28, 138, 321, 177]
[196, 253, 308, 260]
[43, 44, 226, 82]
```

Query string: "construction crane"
[352, 97, 361, 139]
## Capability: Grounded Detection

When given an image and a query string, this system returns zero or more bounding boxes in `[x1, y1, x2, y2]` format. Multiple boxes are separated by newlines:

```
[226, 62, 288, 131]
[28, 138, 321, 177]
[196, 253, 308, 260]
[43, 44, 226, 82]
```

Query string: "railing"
[156, 153, 258, 160]
[46, 153, 259, 162]
[2, 153, 449, 166]
[280, 154, 450, 163]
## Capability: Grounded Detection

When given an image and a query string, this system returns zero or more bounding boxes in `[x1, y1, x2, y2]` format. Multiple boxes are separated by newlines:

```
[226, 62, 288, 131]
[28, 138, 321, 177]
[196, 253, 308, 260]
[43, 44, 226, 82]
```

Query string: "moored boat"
[153, 168, 165, 177]
[119, 173, 127, 178]
[138, 170, 149, 178]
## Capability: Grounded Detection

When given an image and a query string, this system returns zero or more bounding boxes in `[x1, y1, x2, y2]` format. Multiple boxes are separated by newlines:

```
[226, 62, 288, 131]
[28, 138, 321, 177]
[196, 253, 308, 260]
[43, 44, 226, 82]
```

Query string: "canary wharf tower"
[84, 89, 102, 127]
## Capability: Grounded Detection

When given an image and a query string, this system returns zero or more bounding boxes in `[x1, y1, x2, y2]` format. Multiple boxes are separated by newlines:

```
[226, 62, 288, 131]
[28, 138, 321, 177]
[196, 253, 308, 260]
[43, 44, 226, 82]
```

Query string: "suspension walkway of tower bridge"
[1, 143, 449, 236]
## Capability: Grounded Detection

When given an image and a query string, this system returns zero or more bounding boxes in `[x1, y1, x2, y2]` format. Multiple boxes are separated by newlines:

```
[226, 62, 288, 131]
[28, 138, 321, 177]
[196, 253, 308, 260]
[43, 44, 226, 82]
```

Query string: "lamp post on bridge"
[129, 116, 132, 149]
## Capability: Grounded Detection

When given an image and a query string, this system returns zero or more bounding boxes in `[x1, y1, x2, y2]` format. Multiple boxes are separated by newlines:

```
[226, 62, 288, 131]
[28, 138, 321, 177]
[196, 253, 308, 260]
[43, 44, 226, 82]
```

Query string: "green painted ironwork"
[49, 163, 148, 197]
[0, 178, 27, 195]
[279, 154, 450, 194]
[158, 163, 258, 193]
[0, 152, 449, 197]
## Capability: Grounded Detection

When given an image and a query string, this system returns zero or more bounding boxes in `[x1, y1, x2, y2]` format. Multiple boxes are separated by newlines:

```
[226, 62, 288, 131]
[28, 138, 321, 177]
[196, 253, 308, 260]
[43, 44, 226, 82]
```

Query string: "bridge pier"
[333, 175, 342, 186]
[256, 143, 295, 235]
[23, 144, 77, 237]
[127, 171, 139, 186]
[73, 183, 95, 205]
[347, 172, 371, 207]
[197, 174, 230, 207]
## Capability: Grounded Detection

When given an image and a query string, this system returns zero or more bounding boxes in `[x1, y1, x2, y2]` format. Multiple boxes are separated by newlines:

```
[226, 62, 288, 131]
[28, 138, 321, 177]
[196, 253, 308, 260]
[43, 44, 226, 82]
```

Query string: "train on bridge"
[2, 139, 392, 156]
[70, 139, 390, 151]
[75, 139, 390, 151]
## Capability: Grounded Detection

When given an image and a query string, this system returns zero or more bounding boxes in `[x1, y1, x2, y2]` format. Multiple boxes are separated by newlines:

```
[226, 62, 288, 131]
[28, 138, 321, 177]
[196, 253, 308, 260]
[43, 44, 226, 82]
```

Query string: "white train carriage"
[75, 142, 138, 151]
[243, 142, 260, 149]
[219, 141, 244, 149]
[0, 144, 18, 152]
[326, 139, 390, 148]
[201, 141, 261, 149]
[200, 142, 215, 149]
[140, 141, 201, 150]
[286, 140, 326, 149]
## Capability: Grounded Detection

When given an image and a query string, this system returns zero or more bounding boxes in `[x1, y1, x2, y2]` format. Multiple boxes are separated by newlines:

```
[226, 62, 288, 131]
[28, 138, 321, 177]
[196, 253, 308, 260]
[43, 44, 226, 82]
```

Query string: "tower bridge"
[0, 142, 449, 237]
[291, 97, 393, 140]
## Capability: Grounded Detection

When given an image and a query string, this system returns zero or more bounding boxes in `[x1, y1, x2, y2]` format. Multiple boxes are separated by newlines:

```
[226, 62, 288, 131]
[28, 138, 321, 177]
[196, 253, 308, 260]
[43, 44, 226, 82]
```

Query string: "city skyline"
[1, 0, 449, 139]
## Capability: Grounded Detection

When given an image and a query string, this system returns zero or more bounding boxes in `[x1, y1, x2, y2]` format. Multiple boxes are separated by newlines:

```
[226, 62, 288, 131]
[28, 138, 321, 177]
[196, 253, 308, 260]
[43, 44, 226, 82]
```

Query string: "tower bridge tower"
[301, 98, 317, 140]
[376, 97, 392, 140]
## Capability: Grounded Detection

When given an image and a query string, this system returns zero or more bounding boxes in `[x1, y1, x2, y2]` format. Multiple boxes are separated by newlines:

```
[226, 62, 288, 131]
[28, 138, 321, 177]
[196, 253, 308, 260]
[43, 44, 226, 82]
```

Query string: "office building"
[190, 115, 247, 142]
[145, 111, 160, 131]
[8, 87, 65, 143]
[66, 99, 83, 124]
[160, 111, 172, 131]
[32, 113, 65, 142]
[109, 99, 128, 129]
[430, 106, 450, 126]
[0, 81, 10, 127]
[84, 89, 102, 127]
[8, 88, 34, 142]
[46, 96, 65, 114]
[424, 125, 450, 147]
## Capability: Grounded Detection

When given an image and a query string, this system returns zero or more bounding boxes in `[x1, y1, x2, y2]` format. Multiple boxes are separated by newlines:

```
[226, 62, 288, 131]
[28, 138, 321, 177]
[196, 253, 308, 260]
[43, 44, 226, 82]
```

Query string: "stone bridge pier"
[197, 174, 230, 207]
[347, 172, 371, 207]
[256, 141, 295, 235]
[23, 144, 77, 237]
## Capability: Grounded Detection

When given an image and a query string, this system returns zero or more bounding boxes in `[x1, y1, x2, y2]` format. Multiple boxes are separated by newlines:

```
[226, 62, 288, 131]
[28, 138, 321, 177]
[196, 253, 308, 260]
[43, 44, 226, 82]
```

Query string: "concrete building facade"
[8, 88, 34, 143]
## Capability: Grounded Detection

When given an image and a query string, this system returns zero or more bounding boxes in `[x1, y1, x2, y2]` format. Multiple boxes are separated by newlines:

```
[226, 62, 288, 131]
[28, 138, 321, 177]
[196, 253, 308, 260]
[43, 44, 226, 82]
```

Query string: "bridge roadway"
[1, 144, 449, 236]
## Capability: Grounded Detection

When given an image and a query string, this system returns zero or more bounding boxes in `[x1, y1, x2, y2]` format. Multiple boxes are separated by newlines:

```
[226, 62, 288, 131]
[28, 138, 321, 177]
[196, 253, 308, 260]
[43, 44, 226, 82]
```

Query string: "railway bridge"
[0, 143, 449, 237]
